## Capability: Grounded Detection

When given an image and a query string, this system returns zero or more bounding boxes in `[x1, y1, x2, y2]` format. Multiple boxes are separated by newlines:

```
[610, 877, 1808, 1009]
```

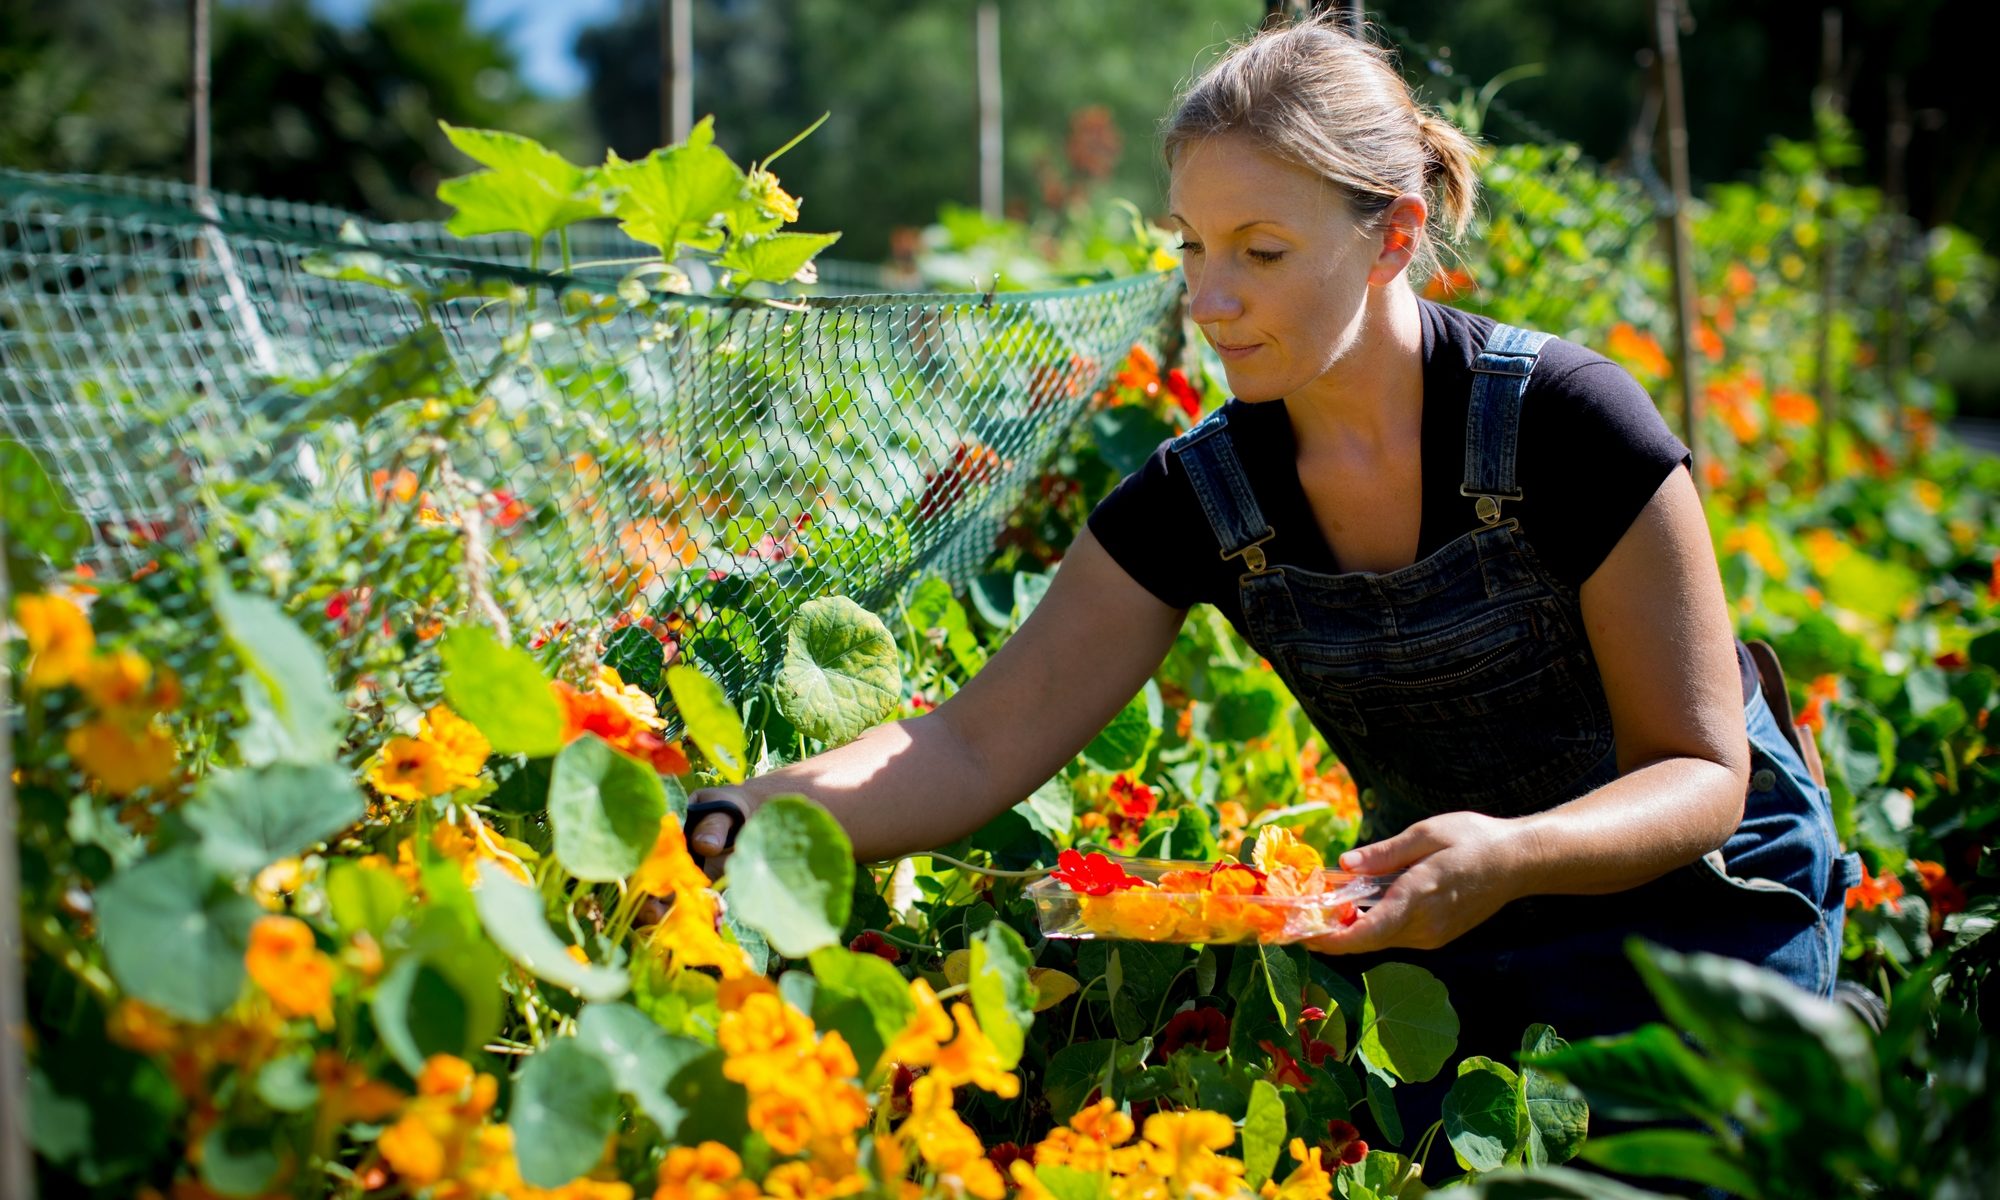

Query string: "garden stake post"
[188, 0, 210, 193]
[1886, 73, 1913, 463]
[0, 517, 31, 1200]
[1813, 9, 1844, 489]
[659, 0, 692, 147]
[976, 3, 1002, 219]
[1653, 0, 1703, 487]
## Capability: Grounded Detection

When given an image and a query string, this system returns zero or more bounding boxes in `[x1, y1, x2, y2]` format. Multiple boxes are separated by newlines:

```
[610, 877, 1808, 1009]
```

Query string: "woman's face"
[1167, 134, 1415, 403]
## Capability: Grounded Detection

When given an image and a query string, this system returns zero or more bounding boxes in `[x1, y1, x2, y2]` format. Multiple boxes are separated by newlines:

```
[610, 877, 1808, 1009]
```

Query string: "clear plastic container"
[1028, 856, 1403, 944]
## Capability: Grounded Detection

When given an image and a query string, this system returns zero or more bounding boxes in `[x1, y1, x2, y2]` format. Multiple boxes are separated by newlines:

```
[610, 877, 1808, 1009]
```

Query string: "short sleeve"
[1085, 439, 1208, 610]
[1518, 359, 1692, 589]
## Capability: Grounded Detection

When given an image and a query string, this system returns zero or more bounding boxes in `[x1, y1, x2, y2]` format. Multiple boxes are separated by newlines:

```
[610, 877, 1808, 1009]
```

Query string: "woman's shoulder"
[1421, 298, 1661, 425]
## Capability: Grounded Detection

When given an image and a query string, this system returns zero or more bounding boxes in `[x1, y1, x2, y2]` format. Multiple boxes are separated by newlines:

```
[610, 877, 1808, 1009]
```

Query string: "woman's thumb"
[1338, 826, 1429, 873]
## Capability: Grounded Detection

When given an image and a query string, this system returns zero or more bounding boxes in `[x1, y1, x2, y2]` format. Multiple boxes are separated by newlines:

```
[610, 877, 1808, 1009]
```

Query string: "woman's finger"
[690, 812, 736, 860]
[1303, 890, 1411, 955]
[1337, 822, 1440, 874]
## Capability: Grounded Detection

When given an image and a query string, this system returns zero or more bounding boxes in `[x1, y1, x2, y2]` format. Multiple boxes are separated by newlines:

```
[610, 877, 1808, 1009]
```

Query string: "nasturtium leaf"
[1033, 1165, 1110, 1200]
[1577, 1130, 1760, 1197]
[1260, 945, 1303, 1035]
[602, 122, 746, 255]
[303, 325, 458, 428]
[1109, 941, 1186, 1044]
[666, 665, 748, 783]
[212, 584, 343, 766]
[574, 1004, 703, 1136]
[726, 795, 853, 958]
[1449, 1166, 1665, 1199]
[1017, 778, 1074, 843]
[1240, 1079, 1286, 1189]
[185, 763, 363, 877]
[440, 626, 565, 756]
[969, 921, 1036, 1069]
[0, 439, 89, 590]
[547, 735, 667, 882]
[510, 1038, 622, 1188]
[437, 122, 608, 240]
[1524, 1021, 1737, 1123]
[808, 946, 915, 1078]
[776, 596, 902, 745]
[325, 859, 408, 941]
[199, 1122, 282, 1198]
[255, 1055, 319, 1113]
[1628, 940, 1878, 1121]
[1519, 1024, 1589, 1167]
[473, 862, 628, 1001]
[665, 1049, 751, 1146]
[1443, 1057, 1522, 1172]
[96, 849, 258, 1021]
[719, 230, 842, 285]
[603, 624, 667, 695]
[1363, 1059, 1404, 1147]
[1031, 969, 1082, 1012]
[1044, 1040, 1117, 1122]
[1083, 681, 1160, 772]
[1358, 962, 1459, 1083]
[372, 908, 506, 1076]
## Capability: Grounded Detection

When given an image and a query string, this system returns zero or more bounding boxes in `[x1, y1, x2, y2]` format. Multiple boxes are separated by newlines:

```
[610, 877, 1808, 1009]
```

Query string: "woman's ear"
[1367, 194, 1429, 286]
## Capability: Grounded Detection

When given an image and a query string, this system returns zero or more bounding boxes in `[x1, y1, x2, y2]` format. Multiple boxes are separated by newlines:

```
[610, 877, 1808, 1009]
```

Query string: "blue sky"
[310, 0, 622, 95]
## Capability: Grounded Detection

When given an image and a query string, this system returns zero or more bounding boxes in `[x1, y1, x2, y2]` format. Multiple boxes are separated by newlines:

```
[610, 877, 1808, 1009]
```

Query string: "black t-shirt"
[1087, 298, 1692, 628]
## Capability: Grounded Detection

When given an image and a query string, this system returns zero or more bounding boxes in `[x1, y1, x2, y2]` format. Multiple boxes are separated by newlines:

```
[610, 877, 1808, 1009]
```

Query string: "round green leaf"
[969, 922, 1035, 1070]
[667, 664, 748, 784]
[96, 849, 258, 1022]
[806, 947, 916, 1079]
[775, 596, 902, 745]
[1240, 1079, 1286, 1189]
[510, 1038, 622, 1188]
[371, 909, 506, 1076]
[575, 1003, 706, 1136]
[473, 862, 629, 1002]
[1443, 1058, 1522, 1172]
[185, 763, 364, 877]
[548, 734, 668, 882]
[725, 795, 854, 958]
[212, 586, 343, 766]
[440, 625, 565, 756]
[1359, 962, 1460, 1083]
[199, 1123, 282, 1197]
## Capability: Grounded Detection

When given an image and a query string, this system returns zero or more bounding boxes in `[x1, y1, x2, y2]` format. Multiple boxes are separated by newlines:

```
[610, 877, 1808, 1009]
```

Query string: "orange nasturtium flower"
[245, 915, 336, 1027]
[655, 1142, 760, 1200]
[76, 648, 180, 719]
[66, 717, 179, 796]
[1607, 322, 1671, 379]
[15, 593, 95, 689]
[417, 704, 490, 780]
[368, 736, 459, 802]
[631, 815, 712, 899]
[1846, 862, 1904, 913]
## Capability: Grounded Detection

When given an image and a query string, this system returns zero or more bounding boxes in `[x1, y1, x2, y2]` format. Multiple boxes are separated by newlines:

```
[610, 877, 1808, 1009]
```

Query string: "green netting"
[0, 169, 1181, 712]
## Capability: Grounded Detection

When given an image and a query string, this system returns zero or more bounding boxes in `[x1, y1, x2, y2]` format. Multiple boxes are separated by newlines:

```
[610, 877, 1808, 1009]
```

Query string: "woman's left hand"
[1301, 811, 1541, 955]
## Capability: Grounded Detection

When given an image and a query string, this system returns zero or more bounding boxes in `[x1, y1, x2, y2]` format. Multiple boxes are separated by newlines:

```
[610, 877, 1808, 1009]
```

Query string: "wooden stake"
[659, 0, 691, 146]
[1653, 0, 1703, 486]
[0, 517, 32, 1200]
[189, 0, 210, 191]
[976, 3, 1002, 219]
[1813, 9, 1842, 486]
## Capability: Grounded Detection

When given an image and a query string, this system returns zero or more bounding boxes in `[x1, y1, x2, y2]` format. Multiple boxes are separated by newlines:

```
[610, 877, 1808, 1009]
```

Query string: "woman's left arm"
[1307, 466, 1750, 953]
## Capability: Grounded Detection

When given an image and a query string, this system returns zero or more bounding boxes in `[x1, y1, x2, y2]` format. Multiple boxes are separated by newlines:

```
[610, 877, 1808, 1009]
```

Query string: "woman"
[686, 16, 1851, 1110]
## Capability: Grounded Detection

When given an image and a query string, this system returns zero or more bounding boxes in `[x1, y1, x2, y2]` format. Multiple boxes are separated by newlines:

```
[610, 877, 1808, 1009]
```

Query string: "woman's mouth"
[1213, 341, 1261, 361]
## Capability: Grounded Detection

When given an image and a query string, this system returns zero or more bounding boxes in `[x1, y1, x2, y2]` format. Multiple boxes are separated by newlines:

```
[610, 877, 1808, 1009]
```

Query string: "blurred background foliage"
[3, 0, 1995, 409]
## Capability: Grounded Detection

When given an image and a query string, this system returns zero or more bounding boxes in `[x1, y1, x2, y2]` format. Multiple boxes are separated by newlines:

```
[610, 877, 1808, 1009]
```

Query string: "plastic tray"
[1027, 855, 1402, 944]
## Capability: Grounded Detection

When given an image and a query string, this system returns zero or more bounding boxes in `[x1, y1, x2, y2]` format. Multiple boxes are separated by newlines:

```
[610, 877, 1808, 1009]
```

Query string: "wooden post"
[0, 518, 32, 1200]
[659, 0, 692, 146]
[1885, 73, 1913, 460]
[976, 3, 1002, 219]
[189, 0, 210, 191]
[1653, 0, 1703, 485]
[1813, 10, 1842, 486]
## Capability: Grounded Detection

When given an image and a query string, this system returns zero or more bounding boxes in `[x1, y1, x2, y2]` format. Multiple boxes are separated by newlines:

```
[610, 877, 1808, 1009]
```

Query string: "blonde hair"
[1164, 15, 1481, 285]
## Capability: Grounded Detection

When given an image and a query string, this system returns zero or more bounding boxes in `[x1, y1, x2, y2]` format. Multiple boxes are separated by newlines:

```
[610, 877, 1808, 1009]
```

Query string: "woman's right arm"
[686, 527, 1187, 868]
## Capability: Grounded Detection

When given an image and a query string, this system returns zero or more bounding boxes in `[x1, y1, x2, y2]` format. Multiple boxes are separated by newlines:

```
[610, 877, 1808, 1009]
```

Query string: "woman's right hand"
[686, 786, 760, 880]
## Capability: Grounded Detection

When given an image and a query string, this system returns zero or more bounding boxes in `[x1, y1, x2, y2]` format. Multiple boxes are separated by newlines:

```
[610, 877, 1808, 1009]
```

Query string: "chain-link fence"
[0, 170, 1180, 714]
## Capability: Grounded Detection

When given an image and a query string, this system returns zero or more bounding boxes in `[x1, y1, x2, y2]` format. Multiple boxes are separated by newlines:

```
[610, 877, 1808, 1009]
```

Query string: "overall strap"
[1462, 322, 1556, 525]
[1170, 408, 1278, 574]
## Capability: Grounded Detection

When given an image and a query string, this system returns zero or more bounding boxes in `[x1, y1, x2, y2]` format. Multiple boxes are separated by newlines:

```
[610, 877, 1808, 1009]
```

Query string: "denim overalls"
[1169, 323, 1858, 1062]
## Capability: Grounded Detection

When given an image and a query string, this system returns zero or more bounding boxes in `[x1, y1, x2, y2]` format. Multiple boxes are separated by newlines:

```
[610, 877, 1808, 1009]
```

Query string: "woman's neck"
[1282, 282, 1425, 456]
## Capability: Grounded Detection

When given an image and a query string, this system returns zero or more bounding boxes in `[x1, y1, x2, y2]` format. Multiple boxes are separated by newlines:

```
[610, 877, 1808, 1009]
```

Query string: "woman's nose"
[1185, 271, 1243, 329]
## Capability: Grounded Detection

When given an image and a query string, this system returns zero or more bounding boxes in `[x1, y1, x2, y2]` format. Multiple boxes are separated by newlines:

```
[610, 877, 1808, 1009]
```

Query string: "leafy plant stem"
[26, 913, 115, 1004]
[1067, 974, 1109, 1045]
[893, 849, 1051, 881]
[933, 983, 969, 1001]
[1149, 964, 1198, 1032]
[1412, 1119, 1444, 1177]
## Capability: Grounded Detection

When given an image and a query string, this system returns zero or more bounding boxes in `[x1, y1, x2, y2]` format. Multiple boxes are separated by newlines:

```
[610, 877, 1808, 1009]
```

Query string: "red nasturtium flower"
[1052, 848, 1145, 896]
[1989, 551, 2000, 603]
[987, 1142, 1031, 1176]
[1109, 774, 1157, 822]
[848, 931, 902, 964]
[1324, 1119, 1370, 1166]
[1157, 1007, 1230, 1057]
[1259, 1040, 1313, 1090]
[1165, 367, 1202, 422]
[1913, 860, 1967, 919]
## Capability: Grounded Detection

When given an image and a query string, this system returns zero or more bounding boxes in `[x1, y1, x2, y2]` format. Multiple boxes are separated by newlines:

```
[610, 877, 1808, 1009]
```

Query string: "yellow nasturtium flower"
[66, 717, 178, 797]
[15, 593, 94, 689]
[245, 915, 336, 1028]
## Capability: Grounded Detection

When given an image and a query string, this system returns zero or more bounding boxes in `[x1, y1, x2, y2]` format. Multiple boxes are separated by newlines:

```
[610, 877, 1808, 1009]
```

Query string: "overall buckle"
[1221, 531, 1277, 574]
[1459, 485, 1523, 526]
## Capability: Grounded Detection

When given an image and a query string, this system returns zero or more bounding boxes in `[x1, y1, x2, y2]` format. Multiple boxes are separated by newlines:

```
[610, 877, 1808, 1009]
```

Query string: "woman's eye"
[1248, 249, 1286, 264]
[1176, 241, 1202, 255]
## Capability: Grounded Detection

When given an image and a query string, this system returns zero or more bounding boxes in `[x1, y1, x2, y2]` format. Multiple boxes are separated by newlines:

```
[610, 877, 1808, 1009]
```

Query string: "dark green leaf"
[1578, 1130, 1762, 1198]
[1046, 1040, 1116, 1121]
[199, 1123, 281, 1197]
[96, 849, 258, 1021]
[510, 1038, 622, 1188]
[1519, 1024, 1589, 1167]
[1443, 1057, 1521, 1172]
[1524, 1021, 1739, 1124]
